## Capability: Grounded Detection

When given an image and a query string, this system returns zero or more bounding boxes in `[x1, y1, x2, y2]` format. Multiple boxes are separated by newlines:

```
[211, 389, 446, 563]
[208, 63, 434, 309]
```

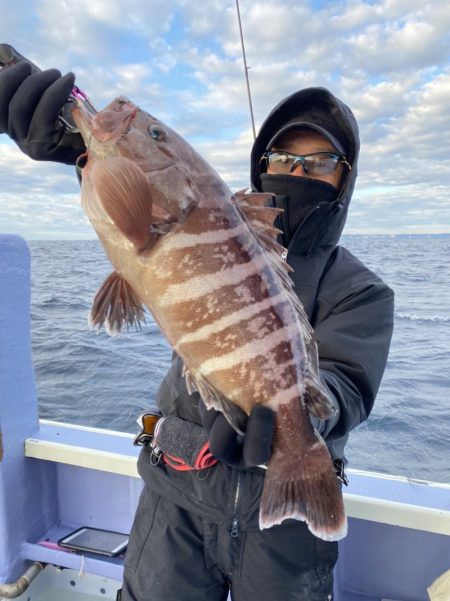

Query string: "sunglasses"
[260, 151, 351, 177]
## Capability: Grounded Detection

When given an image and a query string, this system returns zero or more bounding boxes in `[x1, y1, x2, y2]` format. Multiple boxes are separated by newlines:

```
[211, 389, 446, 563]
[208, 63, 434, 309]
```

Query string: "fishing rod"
[1, 13, 256, 139]
[235, 0, 256, 141]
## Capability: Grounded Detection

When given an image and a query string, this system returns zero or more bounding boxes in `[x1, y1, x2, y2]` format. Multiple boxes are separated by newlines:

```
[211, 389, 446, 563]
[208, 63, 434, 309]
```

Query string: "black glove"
[0, 62, 85, 164]
[199, 399, 274, 468]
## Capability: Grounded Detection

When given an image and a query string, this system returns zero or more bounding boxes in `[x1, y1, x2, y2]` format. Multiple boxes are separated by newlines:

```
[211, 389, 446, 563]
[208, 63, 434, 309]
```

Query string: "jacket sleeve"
[156, 352, 203, 424]
[310, 250, 394, 459]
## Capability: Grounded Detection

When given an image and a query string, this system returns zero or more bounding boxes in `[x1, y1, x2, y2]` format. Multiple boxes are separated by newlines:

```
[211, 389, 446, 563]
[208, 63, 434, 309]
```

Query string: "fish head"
[72, 96, 171, 169]
[72, 96, 228, 223]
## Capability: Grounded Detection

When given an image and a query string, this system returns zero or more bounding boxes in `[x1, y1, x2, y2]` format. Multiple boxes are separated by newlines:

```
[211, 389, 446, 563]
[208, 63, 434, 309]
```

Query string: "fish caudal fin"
[259, 400, 347, 541]
[259, 439, 347, 541]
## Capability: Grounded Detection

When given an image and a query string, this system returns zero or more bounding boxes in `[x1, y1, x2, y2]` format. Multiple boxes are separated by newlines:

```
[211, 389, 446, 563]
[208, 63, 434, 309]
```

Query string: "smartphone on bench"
[58, 526, 129, 557]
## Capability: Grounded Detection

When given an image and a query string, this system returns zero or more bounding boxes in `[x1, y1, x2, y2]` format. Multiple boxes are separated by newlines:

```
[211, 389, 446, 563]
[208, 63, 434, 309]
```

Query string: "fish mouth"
[72, 99, 97, 143]
[72, 97, 137, 145]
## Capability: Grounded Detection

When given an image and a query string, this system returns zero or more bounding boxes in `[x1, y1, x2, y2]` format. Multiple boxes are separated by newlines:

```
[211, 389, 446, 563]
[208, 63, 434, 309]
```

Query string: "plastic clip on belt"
[334, 459, 349, 486]
[134, 413, 218, 471]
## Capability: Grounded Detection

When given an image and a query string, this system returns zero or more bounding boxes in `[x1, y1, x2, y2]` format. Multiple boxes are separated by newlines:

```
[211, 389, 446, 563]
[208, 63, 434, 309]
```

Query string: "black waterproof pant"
[121, 487, 337, 601]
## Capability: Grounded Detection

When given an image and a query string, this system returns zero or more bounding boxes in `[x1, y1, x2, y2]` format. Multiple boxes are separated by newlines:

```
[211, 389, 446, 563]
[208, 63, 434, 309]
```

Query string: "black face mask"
[260, 174, 337, 245]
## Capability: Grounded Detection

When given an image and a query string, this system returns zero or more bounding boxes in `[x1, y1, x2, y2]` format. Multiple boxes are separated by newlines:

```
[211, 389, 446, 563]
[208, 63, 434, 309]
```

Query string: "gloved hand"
[199, 399, 274, 468]
[0, 62, 86, 164]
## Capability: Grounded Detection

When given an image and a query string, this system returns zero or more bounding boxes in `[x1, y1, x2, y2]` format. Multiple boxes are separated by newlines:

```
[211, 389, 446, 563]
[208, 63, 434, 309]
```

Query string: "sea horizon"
[22, 232, 450, 241]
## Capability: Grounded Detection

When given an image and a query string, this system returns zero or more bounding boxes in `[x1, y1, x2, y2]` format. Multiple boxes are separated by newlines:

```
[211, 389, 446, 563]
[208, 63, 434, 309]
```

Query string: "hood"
[250, 87, 360, 253]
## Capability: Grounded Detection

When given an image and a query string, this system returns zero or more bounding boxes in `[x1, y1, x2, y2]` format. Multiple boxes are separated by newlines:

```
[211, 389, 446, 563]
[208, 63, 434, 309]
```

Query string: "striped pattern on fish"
[145, 201, 306, 414]
[71, 96, 348, 542]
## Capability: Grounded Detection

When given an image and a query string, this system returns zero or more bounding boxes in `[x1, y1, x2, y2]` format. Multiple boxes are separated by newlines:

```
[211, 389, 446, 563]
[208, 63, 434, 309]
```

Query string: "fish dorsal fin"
[241, 205, 283, 228]
[304, 376, 337, 418]
[235, 190, 319, 375]
[90, 271, 145, 335]
[233, 190, 292, 279]
[235, 190, 275, 208]
[234, 190, 283, 239]
[258, 232, 292, 269]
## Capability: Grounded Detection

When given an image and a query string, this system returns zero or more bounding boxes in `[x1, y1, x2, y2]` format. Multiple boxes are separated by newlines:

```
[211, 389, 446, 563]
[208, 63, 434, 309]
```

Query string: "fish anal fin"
[304, 377, 337, 419]
[92, 156, 157, 251]
[90, 271, 145, 335]
[183, 364, 247, 435]
[259, 398, 347, 541]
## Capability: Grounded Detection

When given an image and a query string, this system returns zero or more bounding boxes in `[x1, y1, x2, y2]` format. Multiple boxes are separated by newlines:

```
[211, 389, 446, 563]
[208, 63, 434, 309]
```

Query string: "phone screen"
[58, 527, 129, 557]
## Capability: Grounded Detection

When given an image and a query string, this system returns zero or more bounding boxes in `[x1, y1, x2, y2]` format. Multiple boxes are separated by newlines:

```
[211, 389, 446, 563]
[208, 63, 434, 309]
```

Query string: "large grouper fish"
[71, 96, 347, 541]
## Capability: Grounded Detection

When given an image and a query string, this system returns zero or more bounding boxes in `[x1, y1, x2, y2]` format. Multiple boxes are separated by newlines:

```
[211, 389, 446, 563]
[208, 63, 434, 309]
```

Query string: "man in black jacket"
[0, 63, 394, 600]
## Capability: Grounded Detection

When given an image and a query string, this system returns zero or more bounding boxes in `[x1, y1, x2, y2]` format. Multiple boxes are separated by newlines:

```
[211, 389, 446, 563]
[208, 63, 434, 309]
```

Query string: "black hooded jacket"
[138, 87, 394, 529]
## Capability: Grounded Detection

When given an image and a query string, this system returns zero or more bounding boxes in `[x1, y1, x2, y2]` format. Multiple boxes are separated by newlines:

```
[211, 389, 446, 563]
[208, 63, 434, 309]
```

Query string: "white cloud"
[0, 0, 449, 237]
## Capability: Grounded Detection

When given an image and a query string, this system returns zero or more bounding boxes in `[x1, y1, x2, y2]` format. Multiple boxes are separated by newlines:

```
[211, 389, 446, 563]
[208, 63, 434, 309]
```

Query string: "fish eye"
[148, 126, 167, 141]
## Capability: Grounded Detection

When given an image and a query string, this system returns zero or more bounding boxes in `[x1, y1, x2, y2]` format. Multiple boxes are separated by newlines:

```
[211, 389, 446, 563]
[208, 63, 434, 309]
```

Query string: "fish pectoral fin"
[183, 365, 248, 435]
[90, 271, 145, 335]
[91, 156, 156, 252]
[304, 377, 337, 419]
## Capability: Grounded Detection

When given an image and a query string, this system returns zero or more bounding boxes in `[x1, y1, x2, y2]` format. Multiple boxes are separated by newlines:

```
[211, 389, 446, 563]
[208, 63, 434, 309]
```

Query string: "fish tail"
[259, 399, 347, 541]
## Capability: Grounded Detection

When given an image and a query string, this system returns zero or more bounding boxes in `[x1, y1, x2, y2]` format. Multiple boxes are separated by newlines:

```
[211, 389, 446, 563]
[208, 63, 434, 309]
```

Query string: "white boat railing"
[25, 419, 450, 536]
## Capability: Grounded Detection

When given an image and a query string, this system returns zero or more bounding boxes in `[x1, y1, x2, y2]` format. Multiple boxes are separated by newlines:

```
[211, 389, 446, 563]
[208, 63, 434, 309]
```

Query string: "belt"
[134, 412, 218, 471]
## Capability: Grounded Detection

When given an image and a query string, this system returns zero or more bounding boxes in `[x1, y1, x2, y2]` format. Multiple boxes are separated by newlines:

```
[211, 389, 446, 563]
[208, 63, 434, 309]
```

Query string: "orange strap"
[162, 442, 218, 471]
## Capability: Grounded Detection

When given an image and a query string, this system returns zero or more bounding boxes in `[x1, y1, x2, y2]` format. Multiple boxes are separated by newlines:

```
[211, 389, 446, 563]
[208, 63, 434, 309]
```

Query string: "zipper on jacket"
[230, 472, 241, 538]
[230, 517, 239, 538]
[306, 202, 343, 254]
[287, 204, 320, 253]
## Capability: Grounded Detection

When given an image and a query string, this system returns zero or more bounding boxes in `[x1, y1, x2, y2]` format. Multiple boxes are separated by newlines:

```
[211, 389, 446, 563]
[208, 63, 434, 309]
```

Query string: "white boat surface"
[1, 233, 449, 601]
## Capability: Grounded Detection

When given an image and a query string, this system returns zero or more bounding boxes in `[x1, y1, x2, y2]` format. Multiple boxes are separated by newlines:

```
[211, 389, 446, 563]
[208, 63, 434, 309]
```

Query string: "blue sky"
[0, 0, 449, 238]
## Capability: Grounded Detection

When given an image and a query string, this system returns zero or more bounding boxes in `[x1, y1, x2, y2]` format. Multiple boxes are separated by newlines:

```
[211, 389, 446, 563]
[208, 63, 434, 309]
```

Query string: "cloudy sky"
[0, 0, 449, 239]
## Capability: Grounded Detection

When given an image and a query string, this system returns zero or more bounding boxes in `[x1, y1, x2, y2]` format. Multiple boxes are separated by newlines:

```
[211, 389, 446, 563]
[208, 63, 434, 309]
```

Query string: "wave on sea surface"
[395, 312, 450, 324]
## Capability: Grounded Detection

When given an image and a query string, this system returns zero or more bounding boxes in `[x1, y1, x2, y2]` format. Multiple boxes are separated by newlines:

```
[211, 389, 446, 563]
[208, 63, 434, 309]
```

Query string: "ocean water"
[29, 235, 450, 484]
